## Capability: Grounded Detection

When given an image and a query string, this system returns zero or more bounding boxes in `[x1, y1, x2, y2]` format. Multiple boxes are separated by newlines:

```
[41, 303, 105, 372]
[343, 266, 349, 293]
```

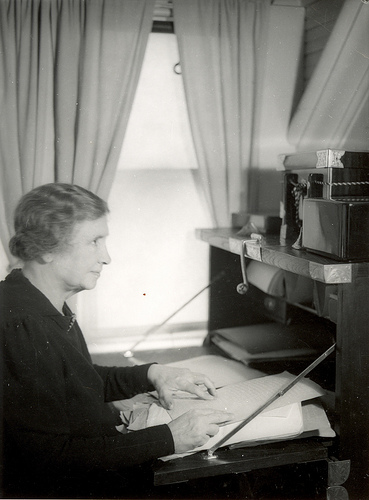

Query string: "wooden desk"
[183, 228, 368, 500]
[106, 226, 369, 498]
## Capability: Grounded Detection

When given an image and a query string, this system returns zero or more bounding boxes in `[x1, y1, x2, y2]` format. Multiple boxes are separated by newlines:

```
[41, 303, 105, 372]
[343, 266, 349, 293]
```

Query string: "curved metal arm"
[236, 240, 249, 295]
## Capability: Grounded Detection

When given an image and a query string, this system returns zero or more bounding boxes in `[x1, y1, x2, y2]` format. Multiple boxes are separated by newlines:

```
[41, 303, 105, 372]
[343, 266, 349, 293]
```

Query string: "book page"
[167, 371, 324, 424]
[167, 354, 265, 387]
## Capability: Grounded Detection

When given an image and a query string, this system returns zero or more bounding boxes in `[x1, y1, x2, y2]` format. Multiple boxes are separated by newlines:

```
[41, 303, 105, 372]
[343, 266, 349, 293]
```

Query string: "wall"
[303, 0, 345, 86]
[250, 5, 305, 214]
[288, 0, 369, 151]
[250, 0, 369, 213]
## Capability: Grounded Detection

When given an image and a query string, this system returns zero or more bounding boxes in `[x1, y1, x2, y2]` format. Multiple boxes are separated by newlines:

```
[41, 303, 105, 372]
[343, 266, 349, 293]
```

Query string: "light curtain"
[173, 0, 270, 227]
[0, 0, 155, 266]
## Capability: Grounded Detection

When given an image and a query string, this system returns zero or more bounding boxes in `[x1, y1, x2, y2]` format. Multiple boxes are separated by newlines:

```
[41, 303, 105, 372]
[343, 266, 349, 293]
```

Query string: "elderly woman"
[0, 183, 231, 499]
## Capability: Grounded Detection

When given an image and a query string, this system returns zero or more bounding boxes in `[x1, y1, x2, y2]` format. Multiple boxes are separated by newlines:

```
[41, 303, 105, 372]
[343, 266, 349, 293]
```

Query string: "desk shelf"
[196, 228, 369, 284]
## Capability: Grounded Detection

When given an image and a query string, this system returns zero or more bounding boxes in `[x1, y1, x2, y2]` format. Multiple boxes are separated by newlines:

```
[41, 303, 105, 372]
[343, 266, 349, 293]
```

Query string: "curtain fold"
[0, 0, 155, 267]
[173, 0, 269, 227]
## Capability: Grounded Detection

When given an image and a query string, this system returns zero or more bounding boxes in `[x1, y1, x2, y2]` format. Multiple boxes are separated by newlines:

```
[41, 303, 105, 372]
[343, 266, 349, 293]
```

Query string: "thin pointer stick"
[123, 270, 226, 358]
[206, 343, 336, 458]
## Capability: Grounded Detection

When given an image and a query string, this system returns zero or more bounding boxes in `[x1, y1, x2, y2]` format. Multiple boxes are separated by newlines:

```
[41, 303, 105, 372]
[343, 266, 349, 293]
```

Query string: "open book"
[164, 371, 324, 423]
[152, 401, 304, 461]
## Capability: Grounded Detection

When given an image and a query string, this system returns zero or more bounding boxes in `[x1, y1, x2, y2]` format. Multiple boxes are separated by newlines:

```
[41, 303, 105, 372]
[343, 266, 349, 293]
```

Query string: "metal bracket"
[327, 458, 350, 487]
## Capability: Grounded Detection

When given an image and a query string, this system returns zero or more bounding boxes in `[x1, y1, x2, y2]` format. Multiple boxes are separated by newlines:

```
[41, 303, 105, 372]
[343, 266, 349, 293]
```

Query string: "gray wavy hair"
[9, 183, 109, 261]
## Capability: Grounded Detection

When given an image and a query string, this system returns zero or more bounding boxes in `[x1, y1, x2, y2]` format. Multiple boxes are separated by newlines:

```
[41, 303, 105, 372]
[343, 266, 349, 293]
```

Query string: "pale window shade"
[78, 168, 212, 351]
[117, 33, 198, 170]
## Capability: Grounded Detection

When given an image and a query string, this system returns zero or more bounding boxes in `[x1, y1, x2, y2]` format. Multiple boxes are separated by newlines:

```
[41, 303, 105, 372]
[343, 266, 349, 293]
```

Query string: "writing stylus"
[206, 343, 336, 459]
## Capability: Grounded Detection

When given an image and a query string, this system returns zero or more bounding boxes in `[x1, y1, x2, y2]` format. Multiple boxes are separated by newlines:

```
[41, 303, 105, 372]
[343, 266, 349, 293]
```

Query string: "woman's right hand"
[167, 409, 234, 453]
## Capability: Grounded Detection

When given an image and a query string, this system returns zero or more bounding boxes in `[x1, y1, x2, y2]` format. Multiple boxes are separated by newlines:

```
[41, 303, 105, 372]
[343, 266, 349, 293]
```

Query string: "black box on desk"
[279, 169, 369, 245]
[278, 150, 369, 244]
[302, 198, 369, 261]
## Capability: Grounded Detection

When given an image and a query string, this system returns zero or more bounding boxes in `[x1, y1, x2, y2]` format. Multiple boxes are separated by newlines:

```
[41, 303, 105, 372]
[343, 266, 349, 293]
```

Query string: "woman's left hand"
[147, 364, 217, 410]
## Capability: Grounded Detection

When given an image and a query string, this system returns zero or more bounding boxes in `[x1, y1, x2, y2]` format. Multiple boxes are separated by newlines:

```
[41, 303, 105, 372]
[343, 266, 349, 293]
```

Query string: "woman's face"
[49, 216, 111, 294]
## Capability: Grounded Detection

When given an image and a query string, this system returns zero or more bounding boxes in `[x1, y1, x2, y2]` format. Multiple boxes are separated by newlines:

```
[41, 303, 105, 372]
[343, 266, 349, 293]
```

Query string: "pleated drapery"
[0, 0, 155, 266]
[173, 0, 270, 226]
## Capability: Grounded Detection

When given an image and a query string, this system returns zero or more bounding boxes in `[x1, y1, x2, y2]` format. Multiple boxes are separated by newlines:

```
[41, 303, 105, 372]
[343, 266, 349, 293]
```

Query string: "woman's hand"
[147, 364, 217, 410]
[167, 409, 233, 453]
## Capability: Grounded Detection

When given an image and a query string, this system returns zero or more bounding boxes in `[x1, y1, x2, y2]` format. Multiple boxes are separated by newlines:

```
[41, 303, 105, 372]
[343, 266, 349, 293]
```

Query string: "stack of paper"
[211, 323, 332, 363]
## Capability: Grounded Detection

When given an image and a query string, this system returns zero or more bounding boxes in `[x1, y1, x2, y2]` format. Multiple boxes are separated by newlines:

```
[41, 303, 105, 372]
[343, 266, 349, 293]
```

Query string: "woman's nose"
[100, 243, 111, 265]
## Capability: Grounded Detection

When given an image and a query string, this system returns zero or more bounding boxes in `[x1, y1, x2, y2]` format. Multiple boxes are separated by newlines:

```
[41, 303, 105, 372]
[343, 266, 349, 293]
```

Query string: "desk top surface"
[153, 438, 331, 486]
[196, 228, 369, 284]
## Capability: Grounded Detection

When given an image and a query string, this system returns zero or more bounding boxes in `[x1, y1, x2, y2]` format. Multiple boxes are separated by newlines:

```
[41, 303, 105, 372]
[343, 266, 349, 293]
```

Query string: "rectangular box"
[232, 212, 281, 234]
[278, 149, 369, 171]
[302, 198, 369, 261]
[279, 168, 369, 245]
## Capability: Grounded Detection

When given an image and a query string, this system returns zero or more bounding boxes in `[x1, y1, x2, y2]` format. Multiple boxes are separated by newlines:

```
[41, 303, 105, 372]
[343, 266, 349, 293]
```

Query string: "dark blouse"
[0, 269, 174, 497]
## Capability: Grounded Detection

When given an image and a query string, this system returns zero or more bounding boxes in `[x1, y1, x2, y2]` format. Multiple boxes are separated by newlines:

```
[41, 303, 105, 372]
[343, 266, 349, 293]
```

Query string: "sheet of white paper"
[302, 402, 336, 437]
[160, 402, 303, 461]
[167, 355, 265, 387]
[167, 371, 324, 423]
[144, 401, 335, 455]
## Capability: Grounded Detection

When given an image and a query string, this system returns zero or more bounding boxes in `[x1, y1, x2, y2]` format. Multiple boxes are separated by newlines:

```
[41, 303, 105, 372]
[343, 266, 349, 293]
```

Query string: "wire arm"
[123, 270, 226, 357]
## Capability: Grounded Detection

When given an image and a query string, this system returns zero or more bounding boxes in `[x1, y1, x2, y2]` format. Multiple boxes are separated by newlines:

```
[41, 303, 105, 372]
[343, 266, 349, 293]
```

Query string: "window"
[117, 32, 198, 170]
[77, 34, 213, 353]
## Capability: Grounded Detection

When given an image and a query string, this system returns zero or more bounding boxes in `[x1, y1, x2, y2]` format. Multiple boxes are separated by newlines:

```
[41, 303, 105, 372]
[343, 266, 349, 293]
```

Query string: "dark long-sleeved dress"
[0, 269, 174, 498]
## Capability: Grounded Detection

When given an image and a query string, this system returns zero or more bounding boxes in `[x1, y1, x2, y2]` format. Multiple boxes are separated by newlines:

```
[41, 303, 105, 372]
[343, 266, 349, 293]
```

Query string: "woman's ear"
[39, 253, 54, 264]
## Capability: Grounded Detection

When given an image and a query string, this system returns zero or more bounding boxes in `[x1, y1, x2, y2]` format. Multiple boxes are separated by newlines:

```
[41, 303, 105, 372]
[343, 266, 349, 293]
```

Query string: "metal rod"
[206, 343, 336, 458]
[123, 270, 226, 357]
